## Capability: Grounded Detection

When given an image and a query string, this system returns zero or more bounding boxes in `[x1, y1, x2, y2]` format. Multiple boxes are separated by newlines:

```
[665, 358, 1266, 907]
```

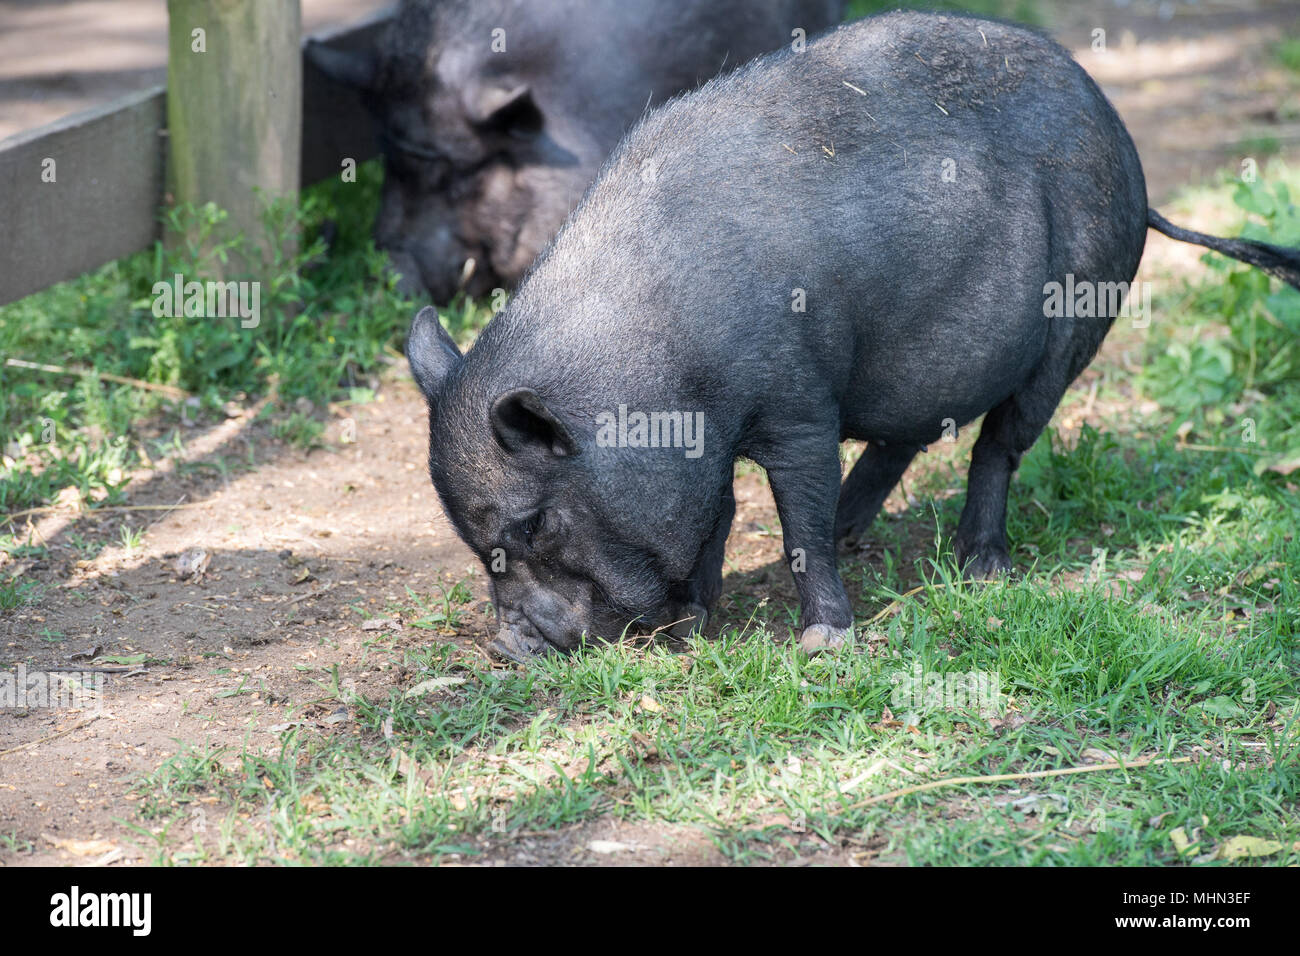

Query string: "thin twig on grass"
[1177, 442, 1265, 455]
[1, 498, 198, 524]
[866, 581, 959, 626]
[4, 358, 190, 400]
[0, 715, 101, 759]
[288, 582, 335, 605]
[838, 755, 1195, 813]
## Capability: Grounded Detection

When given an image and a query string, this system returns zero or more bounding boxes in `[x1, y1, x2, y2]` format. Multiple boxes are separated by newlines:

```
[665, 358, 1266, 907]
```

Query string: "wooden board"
[0, 5, 391, 307]
[0, 88, 168, 307]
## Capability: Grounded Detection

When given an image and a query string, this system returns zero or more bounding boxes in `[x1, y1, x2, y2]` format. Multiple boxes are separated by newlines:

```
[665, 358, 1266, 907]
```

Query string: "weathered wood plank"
[0, 6, 390, 307]
[0, 88, 167, 307]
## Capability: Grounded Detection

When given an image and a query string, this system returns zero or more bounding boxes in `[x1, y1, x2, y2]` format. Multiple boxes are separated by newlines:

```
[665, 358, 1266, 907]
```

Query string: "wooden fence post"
[166, 0, 302, 272]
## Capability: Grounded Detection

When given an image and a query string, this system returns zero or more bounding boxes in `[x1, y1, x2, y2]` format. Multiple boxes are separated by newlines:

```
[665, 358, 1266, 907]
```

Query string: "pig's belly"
[837, 312, 1050, 445]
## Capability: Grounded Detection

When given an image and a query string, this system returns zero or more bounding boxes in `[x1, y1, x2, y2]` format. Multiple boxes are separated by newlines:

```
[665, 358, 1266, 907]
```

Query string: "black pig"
[310, 0, 845, 301]
[407, 11, 1300, 660]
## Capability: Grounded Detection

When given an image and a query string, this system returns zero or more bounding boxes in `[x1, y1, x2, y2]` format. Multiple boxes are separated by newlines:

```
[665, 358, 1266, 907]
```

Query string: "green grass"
[1139, 168, 1300, 475]
[847, 0, 1041, 25]
[133, 559, 1297, 864]
[1276, 37, 1300, 75]
[0, 576, 41, 610]
[385, 582, 476, 632]
[118, 523, 145, 552]
[269, 411, 327, 451]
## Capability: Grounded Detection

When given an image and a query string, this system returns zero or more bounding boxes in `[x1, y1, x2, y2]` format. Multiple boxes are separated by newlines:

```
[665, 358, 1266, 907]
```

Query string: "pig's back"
[501, 11, 1146, 441]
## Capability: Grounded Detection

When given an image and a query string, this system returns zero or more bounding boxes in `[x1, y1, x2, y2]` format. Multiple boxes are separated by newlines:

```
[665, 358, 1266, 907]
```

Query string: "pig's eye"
[517, 511, 544, 547]
[380, 131, 450, 185]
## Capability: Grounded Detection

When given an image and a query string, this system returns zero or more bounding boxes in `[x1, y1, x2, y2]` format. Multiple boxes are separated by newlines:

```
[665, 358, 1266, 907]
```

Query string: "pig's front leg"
[665, 482, 736, 638]
[762, 437, 855, 655]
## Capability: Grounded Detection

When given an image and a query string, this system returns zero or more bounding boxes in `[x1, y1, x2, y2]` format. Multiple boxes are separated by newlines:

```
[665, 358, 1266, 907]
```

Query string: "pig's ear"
[305, 41, 379, 92]
[406, 306, 462, 399]
[465, 83, 543, 137]
[491, 389, 578, 457]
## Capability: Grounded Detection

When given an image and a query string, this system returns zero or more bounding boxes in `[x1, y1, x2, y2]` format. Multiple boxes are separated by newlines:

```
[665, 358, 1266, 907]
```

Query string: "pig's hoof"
[956, 544, 1012, 581]
[836, 533, 865, 554]
[665, 603, 708, 639]
[799, 623, 854, 656]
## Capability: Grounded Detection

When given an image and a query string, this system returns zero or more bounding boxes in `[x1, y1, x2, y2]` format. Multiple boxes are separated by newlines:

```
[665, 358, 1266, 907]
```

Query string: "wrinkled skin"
[408, 12, 1300, 660]
[309, 0, 845, 301]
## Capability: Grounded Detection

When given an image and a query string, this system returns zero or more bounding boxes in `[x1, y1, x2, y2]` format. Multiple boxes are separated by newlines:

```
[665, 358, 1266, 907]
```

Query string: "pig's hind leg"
[953, 316, 1112, 577]
[952, 399, 1025, 578]
[834, 443, 918, 548]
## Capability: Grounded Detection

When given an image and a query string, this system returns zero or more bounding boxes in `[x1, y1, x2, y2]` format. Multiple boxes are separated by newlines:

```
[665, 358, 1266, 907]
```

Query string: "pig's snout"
[381, 245, 497, 303]
[375, 213, 463, 301]
[488, 625, 555, 663]
[381, 248, 429, 299]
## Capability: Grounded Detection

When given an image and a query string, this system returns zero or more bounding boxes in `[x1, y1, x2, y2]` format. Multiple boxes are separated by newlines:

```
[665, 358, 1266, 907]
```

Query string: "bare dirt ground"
[2, 0, 1299, 866]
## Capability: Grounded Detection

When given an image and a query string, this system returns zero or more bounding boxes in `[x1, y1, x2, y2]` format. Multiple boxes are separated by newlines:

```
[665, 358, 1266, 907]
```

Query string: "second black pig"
[310, 0, 845, 301]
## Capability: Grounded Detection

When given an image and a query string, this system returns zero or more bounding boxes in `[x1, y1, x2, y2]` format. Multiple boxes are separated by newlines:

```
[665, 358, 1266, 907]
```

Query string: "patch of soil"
[0, 385, 493, 864]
